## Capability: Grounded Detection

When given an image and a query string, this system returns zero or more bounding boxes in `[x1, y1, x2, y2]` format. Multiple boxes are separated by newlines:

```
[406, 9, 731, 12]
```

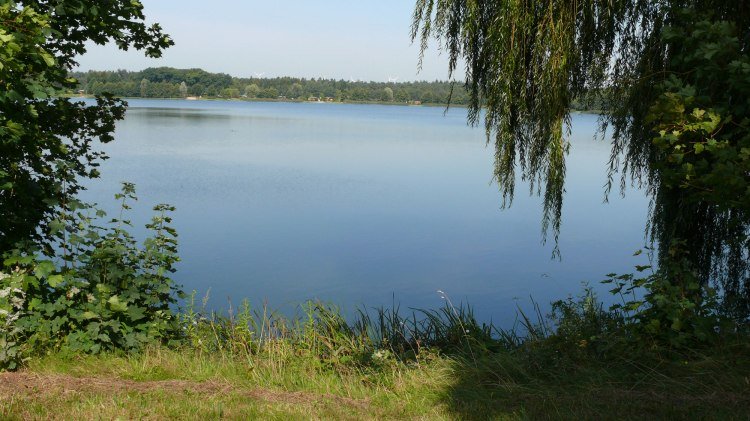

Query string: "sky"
[75, 0, 460, 82]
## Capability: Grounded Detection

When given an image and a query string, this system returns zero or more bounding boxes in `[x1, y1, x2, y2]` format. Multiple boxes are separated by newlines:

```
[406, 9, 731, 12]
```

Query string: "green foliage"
[543, 288, 627, 358]
[602, 245, 734, 348]
[412, 0, 750, 316]
[644, 16, 750, 317]
[70, 67, 472, 104]
[0, 184, 184, 370]
[0, 0, 172, 254]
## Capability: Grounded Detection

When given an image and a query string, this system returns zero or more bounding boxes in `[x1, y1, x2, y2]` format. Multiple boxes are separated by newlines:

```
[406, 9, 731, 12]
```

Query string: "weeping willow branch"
[412, 0, 750, 316]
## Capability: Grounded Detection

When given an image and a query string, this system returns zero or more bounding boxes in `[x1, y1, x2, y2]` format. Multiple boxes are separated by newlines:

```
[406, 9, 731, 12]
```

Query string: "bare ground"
[0, 371, 370, 409]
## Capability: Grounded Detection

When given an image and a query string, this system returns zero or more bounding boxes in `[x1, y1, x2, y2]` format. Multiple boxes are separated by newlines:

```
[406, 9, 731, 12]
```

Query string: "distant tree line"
[69, 67, 475, 105]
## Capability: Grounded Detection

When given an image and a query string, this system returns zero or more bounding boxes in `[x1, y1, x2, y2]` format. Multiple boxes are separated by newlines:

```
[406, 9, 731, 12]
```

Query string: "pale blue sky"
[76, 0, 459, 82]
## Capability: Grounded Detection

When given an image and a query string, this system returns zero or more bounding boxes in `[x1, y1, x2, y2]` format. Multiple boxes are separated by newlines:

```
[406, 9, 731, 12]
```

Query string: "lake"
[83, 99, 650, 324]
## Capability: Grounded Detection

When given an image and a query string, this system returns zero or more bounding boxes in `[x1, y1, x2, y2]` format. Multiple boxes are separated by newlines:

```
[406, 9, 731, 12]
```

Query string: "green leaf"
[28, 298, 42, 311]
[40, 52, 55, 66]
[127, 306, 146, 321]
[47, 274, 64, 288]
[82, 311, 99, 320]
[671, 318, 683, 331]
[626, 302, 643, 311]
[107, 295, 128, 312]
[34, 261, 56, 278]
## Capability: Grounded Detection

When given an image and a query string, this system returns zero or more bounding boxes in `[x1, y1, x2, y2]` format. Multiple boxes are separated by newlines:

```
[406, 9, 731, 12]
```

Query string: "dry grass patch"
[0, 371, 370, 410]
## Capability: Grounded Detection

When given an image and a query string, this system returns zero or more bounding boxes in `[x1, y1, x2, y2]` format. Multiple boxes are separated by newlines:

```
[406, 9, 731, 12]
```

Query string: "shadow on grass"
[440, 345, 750, 420]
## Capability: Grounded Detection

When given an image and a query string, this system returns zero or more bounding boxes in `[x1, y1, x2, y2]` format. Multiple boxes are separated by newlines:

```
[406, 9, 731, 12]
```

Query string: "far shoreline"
[64, 94, 465, 108]
[64, 94, 601, 114]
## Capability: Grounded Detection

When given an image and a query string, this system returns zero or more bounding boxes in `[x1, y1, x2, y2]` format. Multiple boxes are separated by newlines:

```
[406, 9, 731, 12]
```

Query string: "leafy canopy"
[0, 0, 172, 253]
[412, 0, 750, 316]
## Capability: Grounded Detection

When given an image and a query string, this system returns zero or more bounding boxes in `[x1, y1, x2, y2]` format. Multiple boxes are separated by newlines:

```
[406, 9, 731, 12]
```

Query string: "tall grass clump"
[171, 265, 750, 375]
[178, 289, 502, 370]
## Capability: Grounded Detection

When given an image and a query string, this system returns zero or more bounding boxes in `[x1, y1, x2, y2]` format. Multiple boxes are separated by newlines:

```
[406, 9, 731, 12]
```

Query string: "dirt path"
[0, 371, 369, 409]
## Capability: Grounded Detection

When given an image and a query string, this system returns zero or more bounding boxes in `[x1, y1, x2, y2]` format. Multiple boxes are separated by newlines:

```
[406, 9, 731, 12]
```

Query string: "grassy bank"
[2, 295, 749, 420]
[2, 342, 748, 420]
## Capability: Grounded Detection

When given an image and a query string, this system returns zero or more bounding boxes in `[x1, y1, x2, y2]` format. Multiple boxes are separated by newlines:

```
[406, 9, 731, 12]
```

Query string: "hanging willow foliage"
[412, 0, 750, 316]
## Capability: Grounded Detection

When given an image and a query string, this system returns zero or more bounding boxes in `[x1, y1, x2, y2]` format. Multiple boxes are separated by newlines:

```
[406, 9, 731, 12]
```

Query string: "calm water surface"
[83, 99, 650, 323]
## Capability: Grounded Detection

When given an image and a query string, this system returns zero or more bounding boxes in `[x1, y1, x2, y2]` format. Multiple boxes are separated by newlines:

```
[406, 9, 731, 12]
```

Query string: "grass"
[2, 294, 750, 419]
[1, 348, 454, 420]
[2, 344, 748, 420]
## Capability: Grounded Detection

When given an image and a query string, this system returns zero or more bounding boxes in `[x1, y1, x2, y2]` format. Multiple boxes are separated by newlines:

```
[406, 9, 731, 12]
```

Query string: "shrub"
[0, 183, 184, 369]
[602, 245, 742, 350]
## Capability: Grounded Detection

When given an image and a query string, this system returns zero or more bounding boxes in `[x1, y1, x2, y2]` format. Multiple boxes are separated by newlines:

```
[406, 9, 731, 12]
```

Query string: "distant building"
[324, 97, 334, 102]
[308, 96, 320, 102]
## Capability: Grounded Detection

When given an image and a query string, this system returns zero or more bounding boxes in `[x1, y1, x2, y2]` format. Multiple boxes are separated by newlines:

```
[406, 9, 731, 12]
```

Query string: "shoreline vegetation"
[3, 185, 748, 418]
[3, 292, 750, 419]
[63, 94, 605, 115]
[67, 67, 599, 112]
[64, 92, 466, 108]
